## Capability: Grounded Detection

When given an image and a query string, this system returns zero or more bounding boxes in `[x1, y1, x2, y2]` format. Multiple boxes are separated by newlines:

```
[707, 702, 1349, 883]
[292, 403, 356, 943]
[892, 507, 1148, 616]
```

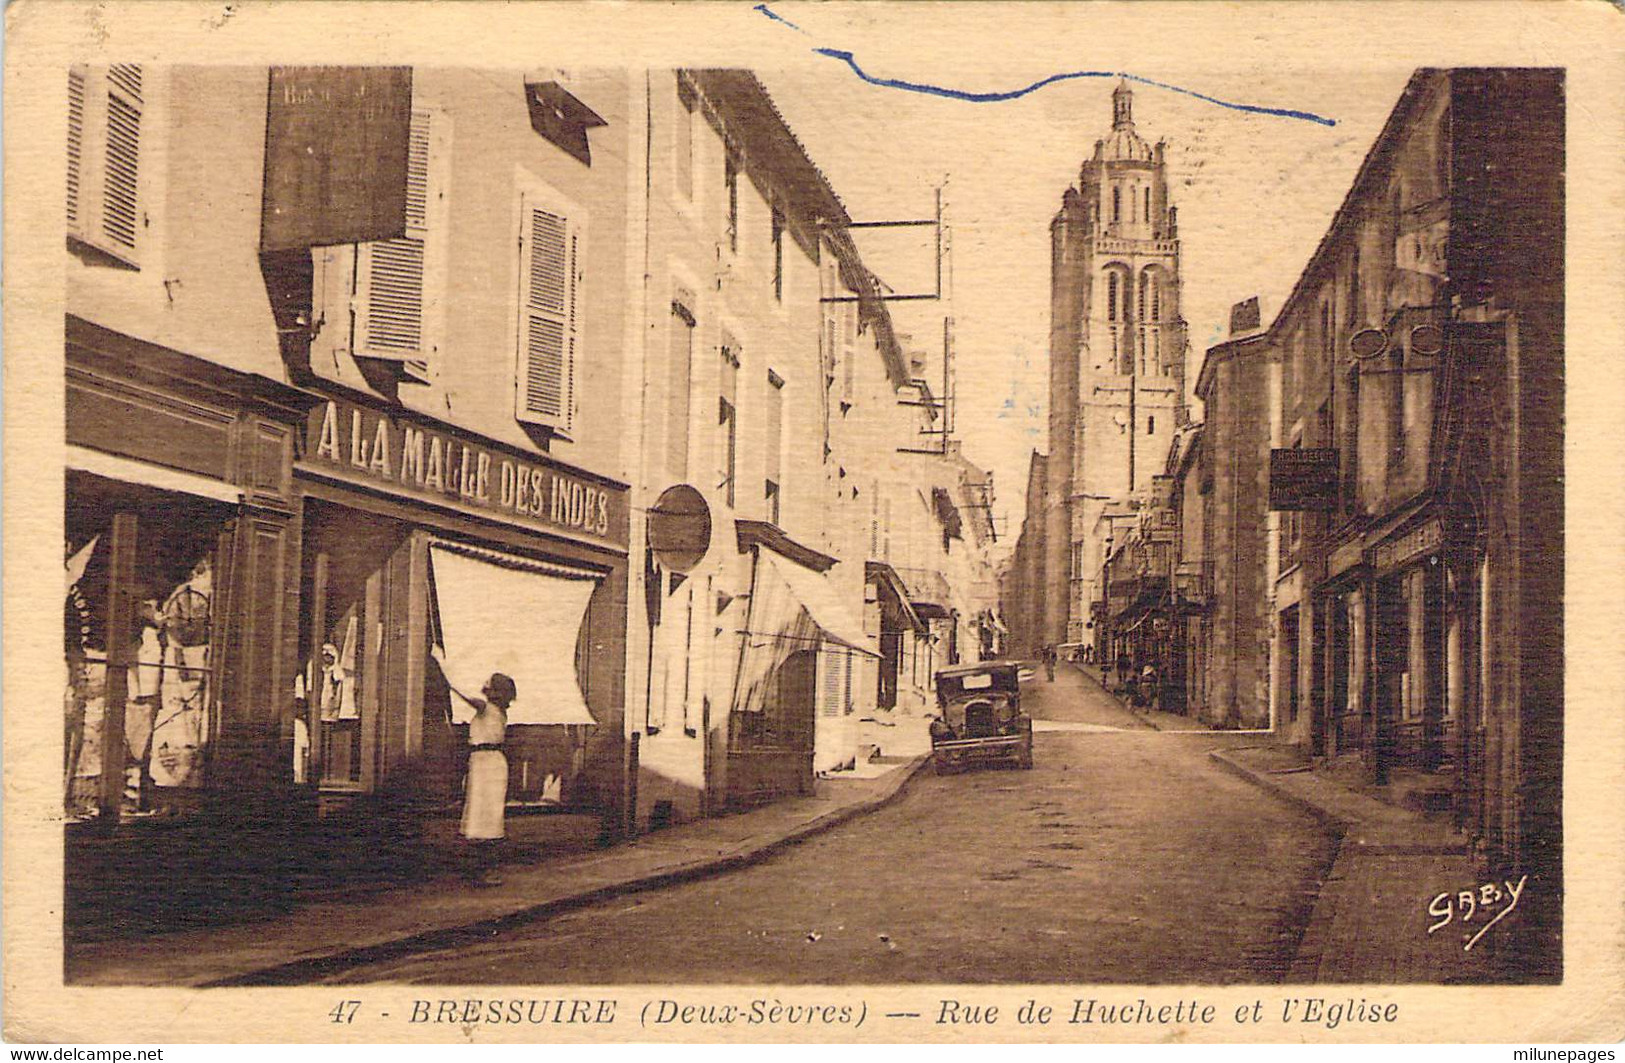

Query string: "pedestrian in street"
[437, 656, 516, 887]
[1115, 651, 1131, 693]
[1139, 662, 1159, 710]
[1044, 644, 1057, 682]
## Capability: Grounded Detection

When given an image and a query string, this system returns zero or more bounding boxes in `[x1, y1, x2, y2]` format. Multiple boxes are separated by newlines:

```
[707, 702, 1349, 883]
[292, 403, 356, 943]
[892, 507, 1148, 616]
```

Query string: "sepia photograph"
[6, 0, 1623, 1047]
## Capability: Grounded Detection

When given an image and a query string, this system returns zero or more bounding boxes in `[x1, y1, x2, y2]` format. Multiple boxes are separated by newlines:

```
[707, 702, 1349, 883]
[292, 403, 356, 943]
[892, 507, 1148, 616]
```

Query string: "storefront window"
[65, 480, 224, 821]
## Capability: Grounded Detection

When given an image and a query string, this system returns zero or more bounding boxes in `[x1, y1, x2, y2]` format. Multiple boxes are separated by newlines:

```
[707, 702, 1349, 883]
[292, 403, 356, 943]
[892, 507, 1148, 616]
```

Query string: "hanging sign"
[261, 67, 413, 252]
[1269, 448, 1340, 511]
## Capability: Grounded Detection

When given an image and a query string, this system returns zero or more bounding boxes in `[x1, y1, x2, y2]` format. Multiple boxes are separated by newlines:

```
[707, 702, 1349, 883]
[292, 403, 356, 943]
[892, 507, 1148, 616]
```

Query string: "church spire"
[1112, 78, 1134, 129]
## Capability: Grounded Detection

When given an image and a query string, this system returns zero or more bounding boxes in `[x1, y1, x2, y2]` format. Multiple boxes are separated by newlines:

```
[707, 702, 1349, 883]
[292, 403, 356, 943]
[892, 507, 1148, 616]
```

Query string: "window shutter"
[821, 652, 846, 718]
[102, 64, 142, 253]
[358, 110, 432, 361]
[517, 192, 580, 432]
[67, 68, 86, 231]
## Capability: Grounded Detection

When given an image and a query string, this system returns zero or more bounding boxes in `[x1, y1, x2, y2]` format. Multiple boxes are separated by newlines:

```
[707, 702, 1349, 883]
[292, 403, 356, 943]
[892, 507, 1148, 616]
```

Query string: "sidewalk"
[67, 755, 928, 987]
[1209, 744, 1509, 983]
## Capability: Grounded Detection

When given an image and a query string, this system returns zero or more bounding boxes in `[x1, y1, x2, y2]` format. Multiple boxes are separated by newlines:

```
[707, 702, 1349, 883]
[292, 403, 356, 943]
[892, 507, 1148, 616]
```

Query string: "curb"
[1207, 749, 1354, 835]
[1207, 749, 1349, 982]
[207, 754, 931, 987]
[1208, 748, 1477, 982]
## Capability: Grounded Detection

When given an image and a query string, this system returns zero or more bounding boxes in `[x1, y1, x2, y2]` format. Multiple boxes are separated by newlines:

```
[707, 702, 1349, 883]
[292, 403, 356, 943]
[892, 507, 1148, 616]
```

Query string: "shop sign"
[1269, 449, 1339, 511]
[302, 400, 627, 547]
[261, 67, 413, 253]
[1374, 518, 1443, 573]
[1328, 537, 1365, 577]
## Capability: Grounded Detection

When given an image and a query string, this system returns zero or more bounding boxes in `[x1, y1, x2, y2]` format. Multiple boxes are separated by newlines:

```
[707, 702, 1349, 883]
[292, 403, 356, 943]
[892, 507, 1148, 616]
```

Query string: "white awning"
[67, 444, 242, 504]
[732, 550, 876, 714]
[428, 542, 600, 726]
[761, 552, 873, 654]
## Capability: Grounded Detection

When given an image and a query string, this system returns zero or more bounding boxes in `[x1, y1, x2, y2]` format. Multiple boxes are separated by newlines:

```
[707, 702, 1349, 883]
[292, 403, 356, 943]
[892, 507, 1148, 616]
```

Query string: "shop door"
[1280, 606, 1300, 733]
[1309, 600, 1327, 756]
[300, 505, 422, 797]
[1329, 594, 1353, 756]
[1372, 575, 1409, 782]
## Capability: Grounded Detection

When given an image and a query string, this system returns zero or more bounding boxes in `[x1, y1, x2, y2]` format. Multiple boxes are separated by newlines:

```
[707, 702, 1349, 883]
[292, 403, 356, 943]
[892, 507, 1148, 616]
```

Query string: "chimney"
[1229, 296, 1263, 337]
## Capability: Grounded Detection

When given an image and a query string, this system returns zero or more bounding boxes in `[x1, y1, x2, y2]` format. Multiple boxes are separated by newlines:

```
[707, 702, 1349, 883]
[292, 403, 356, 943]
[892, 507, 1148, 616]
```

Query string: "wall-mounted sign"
[648, 484, 712, 574]
[300, 400, 627, 548]
[261, 67, 413, 252]
[1373, 518, 1444, 574]
[1269, 448, 1340, 511]
[1409, 323, 1445, 356]
[1349, 328, 1388, 361]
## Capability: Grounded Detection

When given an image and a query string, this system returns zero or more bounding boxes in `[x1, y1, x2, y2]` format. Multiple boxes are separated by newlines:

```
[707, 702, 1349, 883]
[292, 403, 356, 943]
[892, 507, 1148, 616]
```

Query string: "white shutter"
[102, 64, 142, 253]
[358, 110, 432, 362]
[517, 191, 582, 433]
[66, 67, 86, 232]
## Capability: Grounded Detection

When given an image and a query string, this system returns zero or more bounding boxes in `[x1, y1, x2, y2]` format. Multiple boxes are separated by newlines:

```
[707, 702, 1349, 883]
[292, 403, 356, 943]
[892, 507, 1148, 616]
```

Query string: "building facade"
[65, 66, 640, 929]
[624, 71, 994, 826]
[1261, 69, 1562, 971]
[1193, 309, 1276, 728]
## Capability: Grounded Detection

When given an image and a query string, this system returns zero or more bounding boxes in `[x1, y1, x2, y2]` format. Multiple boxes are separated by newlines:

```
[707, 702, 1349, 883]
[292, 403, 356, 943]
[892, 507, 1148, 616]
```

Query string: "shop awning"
[67, 444, 242, 504]
[429, 541, 601, 726]
[894, 565, 954, 620]
[734, 549, 877, 713]
[864, 560, 925, 633]
[758, 550, 874, 654]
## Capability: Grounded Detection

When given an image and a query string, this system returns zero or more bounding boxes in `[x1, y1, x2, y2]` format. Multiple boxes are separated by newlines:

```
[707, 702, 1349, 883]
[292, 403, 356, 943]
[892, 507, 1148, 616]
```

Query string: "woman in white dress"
[459, 672, 515, 884]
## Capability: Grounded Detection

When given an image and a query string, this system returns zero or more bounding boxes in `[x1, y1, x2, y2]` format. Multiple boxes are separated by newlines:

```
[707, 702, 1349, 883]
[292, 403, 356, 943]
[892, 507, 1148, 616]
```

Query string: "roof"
[1263, 69, 1443, 335]
[687, 70, 851, 230]
[1098, 79, 1154, 163]
[688, 69, 909, 387]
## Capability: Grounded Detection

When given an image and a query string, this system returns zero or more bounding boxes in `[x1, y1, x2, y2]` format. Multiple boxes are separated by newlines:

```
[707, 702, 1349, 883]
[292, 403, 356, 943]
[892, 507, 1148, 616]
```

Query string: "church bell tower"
[1041, 79, 1186, 645]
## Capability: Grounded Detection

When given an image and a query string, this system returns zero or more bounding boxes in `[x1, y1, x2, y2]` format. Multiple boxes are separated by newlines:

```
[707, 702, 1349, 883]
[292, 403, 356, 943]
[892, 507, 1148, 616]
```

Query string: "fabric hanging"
[428, 542, 600, 726]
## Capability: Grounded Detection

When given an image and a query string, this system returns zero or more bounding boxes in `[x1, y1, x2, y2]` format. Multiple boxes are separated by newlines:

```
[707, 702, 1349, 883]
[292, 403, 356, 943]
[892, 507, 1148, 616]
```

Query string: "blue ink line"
[811, 46, 1337, 127]
[754, 3, 805, 34]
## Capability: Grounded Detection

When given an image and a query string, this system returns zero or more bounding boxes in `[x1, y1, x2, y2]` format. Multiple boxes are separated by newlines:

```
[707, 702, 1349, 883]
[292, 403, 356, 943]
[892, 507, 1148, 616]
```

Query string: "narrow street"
[324, 668, 1337, 985]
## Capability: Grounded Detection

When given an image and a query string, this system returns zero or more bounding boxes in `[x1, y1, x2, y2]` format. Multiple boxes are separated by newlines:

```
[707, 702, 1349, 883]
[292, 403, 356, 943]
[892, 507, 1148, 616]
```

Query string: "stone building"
[1013, 79, 1188, 654]
[1192, 301, 1276, 728]
[1260, 68, 1562, 974]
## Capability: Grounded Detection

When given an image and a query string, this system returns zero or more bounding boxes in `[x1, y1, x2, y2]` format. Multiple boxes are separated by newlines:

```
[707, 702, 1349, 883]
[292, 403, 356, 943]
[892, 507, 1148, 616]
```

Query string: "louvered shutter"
[517, 192, 581, 432]
[66, 67, 86, 231]
[102, 64, 142, 253]
[358, 110, 432, 362]
[821, 651, 847, 718]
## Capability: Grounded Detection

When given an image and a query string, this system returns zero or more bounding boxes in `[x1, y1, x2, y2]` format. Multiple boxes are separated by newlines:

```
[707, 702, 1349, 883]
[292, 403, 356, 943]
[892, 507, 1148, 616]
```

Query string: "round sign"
[1409, 323, 1445, 356]
[647, 484, 712, 574]
[1349, 328, 1388, 361]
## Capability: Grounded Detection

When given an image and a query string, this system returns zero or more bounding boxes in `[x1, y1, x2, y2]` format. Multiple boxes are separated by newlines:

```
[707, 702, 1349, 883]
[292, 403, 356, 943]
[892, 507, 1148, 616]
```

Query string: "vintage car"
[929, 661, 1033, 773]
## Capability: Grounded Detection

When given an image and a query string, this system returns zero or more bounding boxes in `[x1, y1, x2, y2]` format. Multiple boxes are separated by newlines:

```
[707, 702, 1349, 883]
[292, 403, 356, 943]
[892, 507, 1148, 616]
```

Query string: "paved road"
[327, 666, 1336, 985]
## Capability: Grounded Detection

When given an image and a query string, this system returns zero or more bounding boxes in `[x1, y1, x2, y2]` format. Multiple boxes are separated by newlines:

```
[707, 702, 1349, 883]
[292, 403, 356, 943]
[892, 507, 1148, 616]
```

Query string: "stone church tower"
[1041, 80, 1186, 645]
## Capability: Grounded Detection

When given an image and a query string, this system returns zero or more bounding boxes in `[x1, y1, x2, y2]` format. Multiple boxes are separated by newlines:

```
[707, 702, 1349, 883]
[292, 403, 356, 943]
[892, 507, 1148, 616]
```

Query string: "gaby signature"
[1426, 874, 1529, 952]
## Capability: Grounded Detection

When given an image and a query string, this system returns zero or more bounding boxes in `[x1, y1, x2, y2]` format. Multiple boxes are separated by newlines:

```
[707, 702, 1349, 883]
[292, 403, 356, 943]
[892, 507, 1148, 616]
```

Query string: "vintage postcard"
[4, 0, 1622, 1047]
